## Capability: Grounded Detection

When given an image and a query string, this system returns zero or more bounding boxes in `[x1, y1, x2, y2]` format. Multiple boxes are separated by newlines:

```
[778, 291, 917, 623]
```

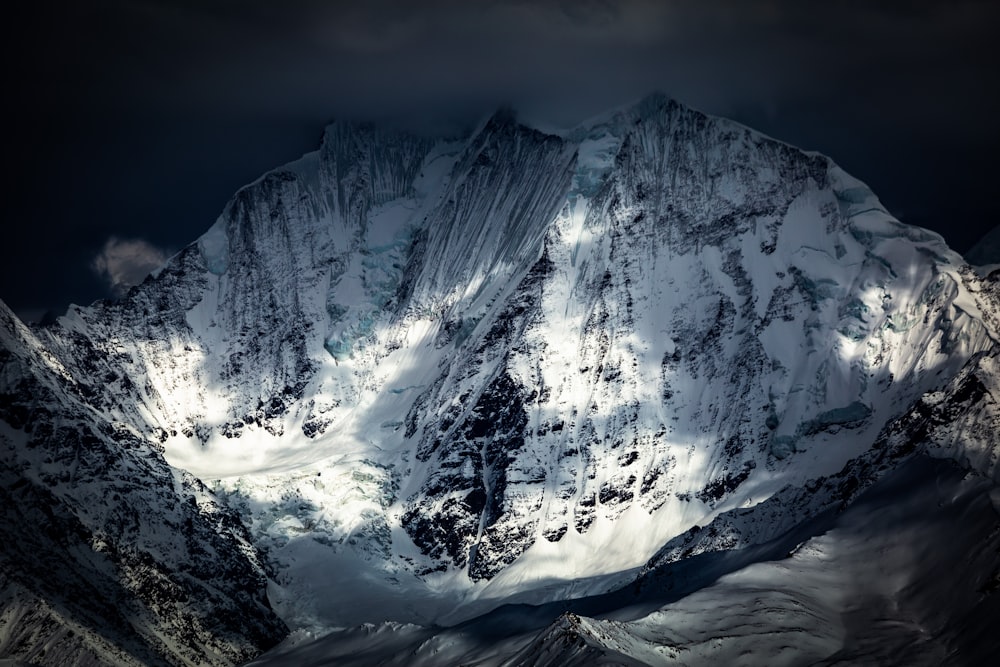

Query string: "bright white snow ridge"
[1, 93, 998, 666]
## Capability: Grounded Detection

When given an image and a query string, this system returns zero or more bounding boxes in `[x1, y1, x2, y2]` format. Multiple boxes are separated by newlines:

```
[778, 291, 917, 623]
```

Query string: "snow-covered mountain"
[2, 93, 997, 666]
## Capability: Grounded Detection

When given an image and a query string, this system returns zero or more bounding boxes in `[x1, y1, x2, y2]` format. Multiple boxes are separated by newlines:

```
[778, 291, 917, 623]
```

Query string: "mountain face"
[2, 94, 998, 665]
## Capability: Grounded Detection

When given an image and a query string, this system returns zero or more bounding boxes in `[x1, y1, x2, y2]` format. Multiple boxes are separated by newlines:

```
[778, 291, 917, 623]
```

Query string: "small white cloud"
[91, 236, 168, 296]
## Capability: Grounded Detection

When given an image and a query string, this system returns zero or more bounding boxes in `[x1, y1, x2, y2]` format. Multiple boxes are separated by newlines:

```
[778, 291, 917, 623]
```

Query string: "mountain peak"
[2, 94, 997, 666]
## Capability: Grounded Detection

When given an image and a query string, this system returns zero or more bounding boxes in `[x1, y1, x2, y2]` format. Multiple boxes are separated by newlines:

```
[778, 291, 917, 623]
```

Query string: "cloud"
[91, 237, 168, 296]
[34, 0, 991, 138]
[110, 0, 989, 140]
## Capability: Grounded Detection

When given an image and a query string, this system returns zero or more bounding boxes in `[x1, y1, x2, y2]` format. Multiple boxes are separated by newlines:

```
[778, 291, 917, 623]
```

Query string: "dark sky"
[4, 0, 998, 323]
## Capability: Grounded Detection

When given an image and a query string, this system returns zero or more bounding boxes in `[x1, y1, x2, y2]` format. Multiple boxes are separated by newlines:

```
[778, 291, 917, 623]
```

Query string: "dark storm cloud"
[4, 1, 998, 320]
[86, 0, 995, 130]
[15, 0, 999, 134]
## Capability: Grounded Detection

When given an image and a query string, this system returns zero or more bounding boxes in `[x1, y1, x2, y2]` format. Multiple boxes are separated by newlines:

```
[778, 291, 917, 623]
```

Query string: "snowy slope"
[246, 451, 1000, 666]
[509, 455, 1000, 667]
[248, 304, 1000, 665]
[2, 93, 998, 665]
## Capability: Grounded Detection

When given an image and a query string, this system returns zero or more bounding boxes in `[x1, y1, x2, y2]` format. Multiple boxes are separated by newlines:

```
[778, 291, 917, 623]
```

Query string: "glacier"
[1, 93, 998, 666]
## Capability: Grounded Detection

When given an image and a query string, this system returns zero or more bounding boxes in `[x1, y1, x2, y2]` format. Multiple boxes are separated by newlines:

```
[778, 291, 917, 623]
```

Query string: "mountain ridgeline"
[2, 94, 998, 666]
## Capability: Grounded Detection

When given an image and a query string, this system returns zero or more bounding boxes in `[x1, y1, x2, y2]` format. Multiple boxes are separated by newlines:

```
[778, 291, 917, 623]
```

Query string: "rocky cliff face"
[0, 302, 287, 666]
[2, 94, 997, 665]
